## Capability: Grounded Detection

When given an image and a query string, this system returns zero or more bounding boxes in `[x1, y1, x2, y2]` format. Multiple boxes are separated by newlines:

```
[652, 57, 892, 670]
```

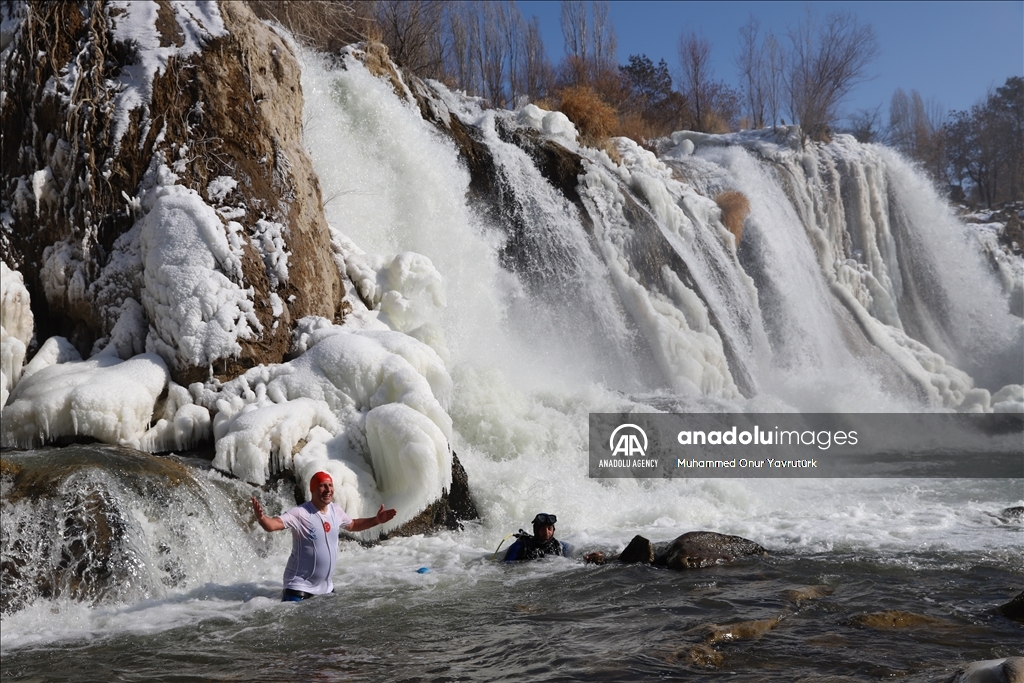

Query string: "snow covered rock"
[207, 326, 454, 532]
[0, 1, 344, 384]
[1, 262, 33, 407]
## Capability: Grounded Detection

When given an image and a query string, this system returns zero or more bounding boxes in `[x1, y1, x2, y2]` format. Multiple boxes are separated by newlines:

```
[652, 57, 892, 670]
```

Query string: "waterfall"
[2, 43, 1020, 633]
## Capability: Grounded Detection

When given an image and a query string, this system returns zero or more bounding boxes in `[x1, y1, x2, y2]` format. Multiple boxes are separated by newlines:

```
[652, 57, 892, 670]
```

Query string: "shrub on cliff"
[715, 191, 750, 244]
[554, 85, 618, 144]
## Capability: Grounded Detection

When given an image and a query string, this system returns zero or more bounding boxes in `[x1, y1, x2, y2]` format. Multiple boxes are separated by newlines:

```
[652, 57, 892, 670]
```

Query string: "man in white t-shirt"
[251, 471, 397, 602]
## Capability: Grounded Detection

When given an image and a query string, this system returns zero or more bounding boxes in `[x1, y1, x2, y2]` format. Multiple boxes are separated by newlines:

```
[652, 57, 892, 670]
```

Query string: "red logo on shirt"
[323, 521, 331, 533]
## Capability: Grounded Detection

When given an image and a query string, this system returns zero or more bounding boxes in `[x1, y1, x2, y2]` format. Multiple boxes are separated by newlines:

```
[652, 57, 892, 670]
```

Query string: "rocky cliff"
[1, 1, 344, 385]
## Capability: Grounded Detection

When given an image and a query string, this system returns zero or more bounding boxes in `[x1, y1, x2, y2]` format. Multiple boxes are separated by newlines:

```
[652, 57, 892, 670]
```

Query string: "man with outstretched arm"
[252, 471, 397, 602]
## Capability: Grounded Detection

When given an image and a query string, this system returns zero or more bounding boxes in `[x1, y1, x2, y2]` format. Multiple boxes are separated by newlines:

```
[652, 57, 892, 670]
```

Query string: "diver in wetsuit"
[503, 513, 568, 561]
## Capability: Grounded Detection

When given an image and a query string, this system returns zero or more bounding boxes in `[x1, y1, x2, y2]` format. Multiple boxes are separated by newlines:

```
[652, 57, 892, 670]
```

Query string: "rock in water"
[998, 590, 1024, 622]
[0, 445, 199, 614]
[655, 531, 767, 570]
[949, 657, 1024, 683]
[619, 535, 655, 564]
[1000, 506, 1024, 521]
[850, 611, 956, 630]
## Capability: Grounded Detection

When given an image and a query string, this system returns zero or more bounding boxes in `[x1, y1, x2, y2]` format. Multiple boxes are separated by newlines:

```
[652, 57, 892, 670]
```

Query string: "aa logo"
[609, 424, 648, 457]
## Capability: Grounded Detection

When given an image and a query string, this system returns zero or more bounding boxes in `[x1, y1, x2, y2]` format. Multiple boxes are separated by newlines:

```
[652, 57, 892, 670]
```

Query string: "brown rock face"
[1, 2, 344, 383]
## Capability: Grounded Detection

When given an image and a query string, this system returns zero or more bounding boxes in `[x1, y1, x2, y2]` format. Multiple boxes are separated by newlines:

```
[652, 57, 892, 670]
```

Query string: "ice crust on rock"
[1, 262, 34, 407]
[209, 326, 453, 530]
[138, 166, 261, 372]
[515, 103, 578, 147]
[2, 350, 168, 449]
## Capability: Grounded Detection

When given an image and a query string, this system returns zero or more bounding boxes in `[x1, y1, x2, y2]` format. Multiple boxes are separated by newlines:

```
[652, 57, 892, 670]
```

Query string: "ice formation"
[208, 326, 453, 528]
[137, 165, 261, 371]
[3, 349, 168, 449]
[1, 262, 33, 408]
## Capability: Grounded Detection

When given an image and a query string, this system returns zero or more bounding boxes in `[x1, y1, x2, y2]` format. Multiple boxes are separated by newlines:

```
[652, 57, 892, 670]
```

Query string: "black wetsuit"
[503, 534, 567, 562]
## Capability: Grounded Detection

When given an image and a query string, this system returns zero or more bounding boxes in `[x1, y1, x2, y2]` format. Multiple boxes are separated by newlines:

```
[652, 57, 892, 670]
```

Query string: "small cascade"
[1, 446, 275, 614]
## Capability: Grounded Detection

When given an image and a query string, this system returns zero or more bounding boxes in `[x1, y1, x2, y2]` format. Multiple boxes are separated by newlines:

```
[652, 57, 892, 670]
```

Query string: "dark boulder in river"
[998, 590, 1024, 622]
[618, 534, 656, 564]
[654, 531, 767, 570]
[589, 532, 766, 569]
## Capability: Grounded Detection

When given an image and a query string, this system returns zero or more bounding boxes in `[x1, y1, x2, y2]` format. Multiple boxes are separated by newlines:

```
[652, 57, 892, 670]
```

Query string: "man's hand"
[252, 495, 285, 532]
[375, 504, 397, 525]
[348, 505, 398, 532]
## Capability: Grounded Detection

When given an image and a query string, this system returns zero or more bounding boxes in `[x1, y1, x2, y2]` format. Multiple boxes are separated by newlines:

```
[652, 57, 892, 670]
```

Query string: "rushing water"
[3, 44, 1023, 681]
[1, 446, 1022, 682]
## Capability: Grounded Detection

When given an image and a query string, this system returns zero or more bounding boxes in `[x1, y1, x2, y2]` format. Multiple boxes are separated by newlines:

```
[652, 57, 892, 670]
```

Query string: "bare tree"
[846, 106, 883, 142]
[590, 0, 616, 79]
[945, 77, 1024, 206]
[763, 30, 785, 128]
[560, 0, 588, 67]
[520, 15, 552, 101]
[786, 9, 879, 140]
[503, 3, 526, 103]
[737, 16, 766, 129]
[889, 89, 944, 155]
[248, 1, 369, 53]
[678, 31, 713, 131]
[478, 1, 509, 106]
[375, 0, 448, 78]
[447, 3, 476, 92]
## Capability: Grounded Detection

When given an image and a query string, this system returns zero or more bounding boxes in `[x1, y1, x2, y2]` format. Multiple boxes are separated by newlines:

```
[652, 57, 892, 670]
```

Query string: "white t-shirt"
[279, 501, 353, 594]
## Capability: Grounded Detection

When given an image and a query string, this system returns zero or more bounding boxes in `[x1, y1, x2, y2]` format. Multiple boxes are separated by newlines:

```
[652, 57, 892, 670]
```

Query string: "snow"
[516, 103, 578, 147]
[2, 350, 169, 449]
[137, 166, 260, 372]
[106, 1, 227, 151]
[252, 219, 290, 288]
[206, 176, 238, 204]
[208, 327, 453, 531]
[1, 262, 33, 407]
[40, 241, 87, 314]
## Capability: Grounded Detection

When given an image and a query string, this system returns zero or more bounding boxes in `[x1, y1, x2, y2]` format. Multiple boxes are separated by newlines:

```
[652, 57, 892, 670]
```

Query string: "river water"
[2, 446, 1021, 682]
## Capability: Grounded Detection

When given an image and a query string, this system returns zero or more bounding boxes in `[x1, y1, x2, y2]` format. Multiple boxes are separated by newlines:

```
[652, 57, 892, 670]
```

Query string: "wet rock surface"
[1, 444, 200, 614]
[654, 531, 768, 570]
[998, 590, 1024, 622]
[382, 452, 479, 538]
[618, 534, 656, 564]
[587, 531, 767, 569]
[947, 657, 1024, 683]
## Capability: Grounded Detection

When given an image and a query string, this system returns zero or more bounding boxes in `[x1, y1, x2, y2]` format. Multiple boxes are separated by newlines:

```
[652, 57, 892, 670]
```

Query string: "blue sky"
[517, 1, 1023, 121]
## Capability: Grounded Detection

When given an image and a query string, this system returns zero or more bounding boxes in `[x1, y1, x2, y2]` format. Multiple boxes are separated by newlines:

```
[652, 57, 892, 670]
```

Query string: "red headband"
[309, 471, 333, 491]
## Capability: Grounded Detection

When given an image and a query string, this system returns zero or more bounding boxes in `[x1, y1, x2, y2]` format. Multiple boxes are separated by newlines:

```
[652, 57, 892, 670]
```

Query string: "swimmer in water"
[251, 471, 397, 601]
